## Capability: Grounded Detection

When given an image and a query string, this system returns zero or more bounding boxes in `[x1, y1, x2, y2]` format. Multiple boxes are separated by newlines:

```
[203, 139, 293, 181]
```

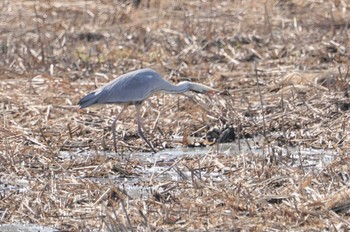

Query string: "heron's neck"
[161, 81, 190, 94]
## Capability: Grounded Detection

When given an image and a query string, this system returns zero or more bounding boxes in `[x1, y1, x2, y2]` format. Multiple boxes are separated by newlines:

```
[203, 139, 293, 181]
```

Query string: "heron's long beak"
[207, 88, 219, 94]
[203, 86, 219, 95]
[190, 83, 219, 94]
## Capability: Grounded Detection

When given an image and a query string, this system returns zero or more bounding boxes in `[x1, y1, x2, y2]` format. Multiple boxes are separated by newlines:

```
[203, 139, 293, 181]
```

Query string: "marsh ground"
[1, 0, 350, 230]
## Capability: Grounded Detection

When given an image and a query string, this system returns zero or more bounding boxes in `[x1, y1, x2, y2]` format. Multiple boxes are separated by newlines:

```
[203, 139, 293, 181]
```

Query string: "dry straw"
[1, 0, 350, 230]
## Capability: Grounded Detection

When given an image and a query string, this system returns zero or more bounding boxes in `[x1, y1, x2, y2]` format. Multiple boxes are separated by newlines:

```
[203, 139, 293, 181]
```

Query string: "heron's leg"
[112, 105, 127, 153]
[135, 104, 157, 153]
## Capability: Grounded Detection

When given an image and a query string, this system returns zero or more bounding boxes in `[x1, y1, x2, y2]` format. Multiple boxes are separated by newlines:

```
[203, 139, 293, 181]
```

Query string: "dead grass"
[1, 0, 350, 230]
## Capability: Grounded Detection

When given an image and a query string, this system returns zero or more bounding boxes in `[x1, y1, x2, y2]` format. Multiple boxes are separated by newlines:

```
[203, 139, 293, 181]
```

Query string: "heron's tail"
[78, 92, 98, 108]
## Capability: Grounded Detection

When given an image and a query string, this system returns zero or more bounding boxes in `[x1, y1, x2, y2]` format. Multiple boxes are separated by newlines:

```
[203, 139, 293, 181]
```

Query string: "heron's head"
[188, 82, 218, 94]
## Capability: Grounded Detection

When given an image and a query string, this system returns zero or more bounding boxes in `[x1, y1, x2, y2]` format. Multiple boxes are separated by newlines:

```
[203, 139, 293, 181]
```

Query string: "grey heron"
[78, 68, 217, 153]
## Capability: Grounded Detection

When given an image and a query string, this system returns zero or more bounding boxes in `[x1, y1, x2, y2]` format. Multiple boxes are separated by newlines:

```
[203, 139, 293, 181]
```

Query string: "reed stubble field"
[1, 0, 350, 231]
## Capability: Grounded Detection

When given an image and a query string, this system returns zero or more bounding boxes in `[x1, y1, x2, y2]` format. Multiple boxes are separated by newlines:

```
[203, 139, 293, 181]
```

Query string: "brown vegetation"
[1, 0, 350, 230]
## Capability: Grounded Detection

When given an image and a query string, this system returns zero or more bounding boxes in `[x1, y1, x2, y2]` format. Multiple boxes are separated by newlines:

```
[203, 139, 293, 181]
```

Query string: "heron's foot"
[142, 138, 157, 153]
[113, 141, 117, 153]
[138, 130, 157, 153]
[150, 146, 157, 153]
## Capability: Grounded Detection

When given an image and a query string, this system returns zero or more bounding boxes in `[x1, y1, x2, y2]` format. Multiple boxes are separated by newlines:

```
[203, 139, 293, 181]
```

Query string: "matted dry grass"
[1, 0, 350, 230]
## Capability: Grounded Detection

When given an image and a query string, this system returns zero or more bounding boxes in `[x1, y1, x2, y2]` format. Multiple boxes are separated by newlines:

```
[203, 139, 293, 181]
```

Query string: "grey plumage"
[79, 69, 175, 107]
[78, 68, 217, 153]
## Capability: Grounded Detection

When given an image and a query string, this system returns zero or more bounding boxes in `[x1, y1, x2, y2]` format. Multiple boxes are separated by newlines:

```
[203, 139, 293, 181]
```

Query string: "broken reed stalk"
[34, 4, 46, 66]
[120, 199, 134, 232]
[138, 209, 151, 232]
[280, 90, 289, 158]
[253, 62, 268, 154]
[264, 3, 274, 41]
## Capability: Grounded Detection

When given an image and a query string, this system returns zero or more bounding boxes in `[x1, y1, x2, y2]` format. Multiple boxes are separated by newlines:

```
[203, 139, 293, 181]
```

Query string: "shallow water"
[2, 140, 338, 230]
[59, 138, 338, 176]
[0, 224, 56, 232]
[71, 140, 338, 197]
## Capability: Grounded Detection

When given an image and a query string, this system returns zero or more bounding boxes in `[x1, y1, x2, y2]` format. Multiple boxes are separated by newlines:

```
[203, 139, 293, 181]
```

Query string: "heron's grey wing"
[99, 69, 166, 104]
[78, 68, 172, 108]
[80, 69, 167, 107]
